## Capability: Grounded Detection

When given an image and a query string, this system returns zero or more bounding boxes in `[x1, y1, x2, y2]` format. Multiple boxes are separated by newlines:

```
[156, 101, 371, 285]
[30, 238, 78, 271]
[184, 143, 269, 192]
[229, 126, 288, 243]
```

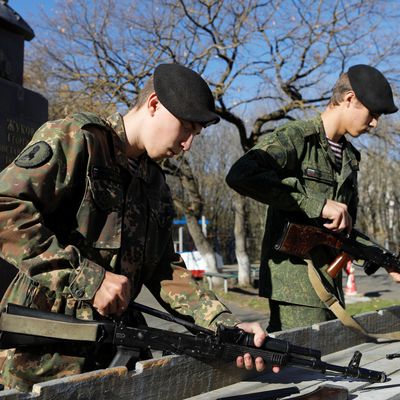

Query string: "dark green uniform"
[226, 115, 360, 331]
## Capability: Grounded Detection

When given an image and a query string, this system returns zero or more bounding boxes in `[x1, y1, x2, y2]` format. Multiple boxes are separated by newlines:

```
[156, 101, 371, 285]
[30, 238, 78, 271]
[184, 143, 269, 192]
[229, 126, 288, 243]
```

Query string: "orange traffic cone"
[344, 261, 357, 296]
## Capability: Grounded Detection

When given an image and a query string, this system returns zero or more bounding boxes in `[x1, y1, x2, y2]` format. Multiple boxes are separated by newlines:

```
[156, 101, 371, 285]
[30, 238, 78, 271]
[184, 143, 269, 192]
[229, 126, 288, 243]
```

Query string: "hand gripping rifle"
[274, 221, 400, 278]
[0, 302, 387, 383]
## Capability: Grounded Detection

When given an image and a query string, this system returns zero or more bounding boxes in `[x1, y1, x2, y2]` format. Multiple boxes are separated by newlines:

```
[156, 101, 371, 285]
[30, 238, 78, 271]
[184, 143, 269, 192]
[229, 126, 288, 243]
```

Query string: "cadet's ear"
[147, 92, 160, 116]
[343, 90, 357, 108]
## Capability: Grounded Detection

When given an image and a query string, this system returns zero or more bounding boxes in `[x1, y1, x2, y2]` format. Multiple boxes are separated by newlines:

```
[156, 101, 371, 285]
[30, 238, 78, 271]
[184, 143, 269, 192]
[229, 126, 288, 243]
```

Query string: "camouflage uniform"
[226, 115, 359, 331]
[0, 112, 240, 391]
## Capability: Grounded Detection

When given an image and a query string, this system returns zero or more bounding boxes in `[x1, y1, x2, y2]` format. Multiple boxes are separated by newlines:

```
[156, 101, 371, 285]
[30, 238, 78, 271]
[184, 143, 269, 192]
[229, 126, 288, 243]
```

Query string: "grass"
[203, 282, 400, 316]
[346, 298, 400, 316]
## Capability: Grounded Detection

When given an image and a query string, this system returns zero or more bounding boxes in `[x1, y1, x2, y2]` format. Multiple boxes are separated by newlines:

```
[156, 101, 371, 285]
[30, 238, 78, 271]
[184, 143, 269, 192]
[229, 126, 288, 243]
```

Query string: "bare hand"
[321, 199, 352, 233]
[385, 266, 400, 283]
[92, 271, 131, 316]
[235, 322, 280, 373]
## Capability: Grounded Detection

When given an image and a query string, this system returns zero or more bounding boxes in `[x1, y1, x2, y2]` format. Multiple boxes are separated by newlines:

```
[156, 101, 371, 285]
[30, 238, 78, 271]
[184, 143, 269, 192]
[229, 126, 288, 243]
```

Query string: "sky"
[8, 0, 55, 31]
[7, 0, 399, 119]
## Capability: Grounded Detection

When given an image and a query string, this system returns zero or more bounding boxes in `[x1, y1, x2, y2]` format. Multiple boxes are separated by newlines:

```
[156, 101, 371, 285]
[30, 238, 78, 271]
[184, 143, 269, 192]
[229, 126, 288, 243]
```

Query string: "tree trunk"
[233, 194, 251, 286]
[185, 214, 223, 287]
[186, 214, 219, 273]
[165, 158, 223, 287]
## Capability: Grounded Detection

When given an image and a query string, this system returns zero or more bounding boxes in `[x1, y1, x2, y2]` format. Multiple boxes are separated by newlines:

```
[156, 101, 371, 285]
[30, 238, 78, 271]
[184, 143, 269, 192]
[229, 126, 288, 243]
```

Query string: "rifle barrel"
[290, 357, 387, 383]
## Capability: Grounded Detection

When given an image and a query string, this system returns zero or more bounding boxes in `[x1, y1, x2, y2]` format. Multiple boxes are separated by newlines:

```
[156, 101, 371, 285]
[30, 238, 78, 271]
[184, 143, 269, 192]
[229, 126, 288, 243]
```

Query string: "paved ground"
[136, 265, 400, 332]
[344, 266, 400, 302]
[135, 286, 269, 331]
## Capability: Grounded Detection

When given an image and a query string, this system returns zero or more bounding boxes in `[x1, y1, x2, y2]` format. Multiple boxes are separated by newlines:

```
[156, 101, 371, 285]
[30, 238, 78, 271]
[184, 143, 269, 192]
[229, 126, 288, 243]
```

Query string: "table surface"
[186, 340, 400, 399]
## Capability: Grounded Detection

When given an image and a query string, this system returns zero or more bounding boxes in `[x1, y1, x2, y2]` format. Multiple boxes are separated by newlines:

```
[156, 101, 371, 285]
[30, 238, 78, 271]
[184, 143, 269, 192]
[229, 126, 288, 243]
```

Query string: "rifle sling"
[307, 260, 400, 341]
[0, 313, 99, 342]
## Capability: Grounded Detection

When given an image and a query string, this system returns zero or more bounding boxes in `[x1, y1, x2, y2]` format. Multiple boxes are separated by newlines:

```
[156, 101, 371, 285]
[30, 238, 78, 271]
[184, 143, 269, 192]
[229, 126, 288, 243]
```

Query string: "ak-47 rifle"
[0, 302, 387, 383]
[274, 221, 400, 278]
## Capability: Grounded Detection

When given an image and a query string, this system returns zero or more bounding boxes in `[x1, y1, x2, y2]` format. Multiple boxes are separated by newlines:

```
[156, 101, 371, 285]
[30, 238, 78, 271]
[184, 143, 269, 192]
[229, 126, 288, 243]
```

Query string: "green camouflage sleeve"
[0, 119, 105, 300]
[226, 127, 326, 219]
[159, 264, 241, 330]
[146, 243, 241, 330]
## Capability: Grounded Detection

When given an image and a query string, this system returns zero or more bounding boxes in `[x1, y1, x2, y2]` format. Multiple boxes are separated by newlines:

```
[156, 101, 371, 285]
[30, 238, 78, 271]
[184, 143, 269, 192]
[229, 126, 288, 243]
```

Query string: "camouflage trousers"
[0, 348, 85, 392]
[266, 299, 336, 332]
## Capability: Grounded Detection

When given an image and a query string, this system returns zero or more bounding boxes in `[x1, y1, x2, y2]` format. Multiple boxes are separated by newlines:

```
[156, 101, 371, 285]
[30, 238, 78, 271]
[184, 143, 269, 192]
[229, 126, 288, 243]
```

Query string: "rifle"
[274, 221, 400, 278]
[0, 302, 387, 383]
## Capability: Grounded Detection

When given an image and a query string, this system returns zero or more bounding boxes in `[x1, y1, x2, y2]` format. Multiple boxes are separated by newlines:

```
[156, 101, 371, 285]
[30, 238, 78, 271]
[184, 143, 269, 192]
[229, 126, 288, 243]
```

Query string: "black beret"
[154, 63, 220, 127]
[348, 64, 398, 115]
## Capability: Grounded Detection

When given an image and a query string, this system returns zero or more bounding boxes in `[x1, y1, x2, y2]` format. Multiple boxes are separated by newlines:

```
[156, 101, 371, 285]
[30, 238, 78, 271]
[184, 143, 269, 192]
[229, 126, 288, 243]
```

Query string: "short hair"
[134, 75, 155, 109]
[329, 72, 353, 106]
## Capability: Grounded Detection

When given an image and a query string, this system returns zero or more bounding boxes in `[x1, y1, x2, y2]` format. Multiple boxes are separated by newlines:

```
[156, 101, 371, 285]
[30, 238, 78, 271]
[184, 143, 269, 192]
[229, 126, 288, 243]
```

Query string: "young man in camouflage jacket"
[226, 64, 400, 332]
[0, 64, 273, 391]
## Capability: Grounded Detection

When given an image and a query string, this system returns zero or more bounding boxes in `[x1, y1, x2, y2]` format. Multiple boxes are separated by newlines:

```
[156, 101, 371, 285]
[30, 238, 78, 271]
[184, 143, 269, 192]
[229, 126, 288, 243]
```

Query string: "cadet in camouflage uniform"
[226, 64, 399, 332]
[0, 64, 271, 391]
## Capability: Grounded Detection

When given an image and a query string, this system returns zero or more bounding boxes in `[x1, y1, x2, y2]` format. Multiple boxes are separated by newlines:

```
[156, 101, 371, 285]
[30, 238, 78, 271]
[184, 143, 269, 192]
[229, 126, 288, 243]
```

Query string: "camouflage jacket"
[0, 112, 239, 329]
[226, 115, 360, 307]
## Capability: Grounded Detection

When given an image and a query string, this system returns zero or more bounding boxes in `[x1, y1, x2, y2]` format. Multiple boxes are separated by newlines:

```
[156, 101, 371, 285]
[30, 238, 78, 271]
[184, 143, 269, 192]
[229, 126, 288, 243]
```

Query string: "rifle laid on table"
[0, 302, 387, 383]
[274, 221, 400, 278]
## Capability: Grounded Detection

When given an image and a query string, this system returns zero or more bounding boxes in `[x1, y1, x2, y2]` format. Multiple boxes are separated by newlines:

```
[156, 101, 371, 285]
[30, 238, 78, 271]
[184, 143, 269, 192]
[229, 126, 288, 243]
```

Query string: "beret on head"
[348, 64, 398, 115]
[154, 63, 220, 127]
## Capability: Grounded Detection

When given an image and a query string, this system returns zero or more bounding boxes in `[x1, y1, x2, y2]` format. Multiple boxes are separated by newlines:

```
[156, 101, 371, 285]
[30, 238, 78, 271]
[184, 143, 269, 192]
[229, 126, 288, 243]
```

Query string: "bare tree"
[26, 0, 400, 285]
[163, 156, 223, 274]
[357, 120, 400, 250]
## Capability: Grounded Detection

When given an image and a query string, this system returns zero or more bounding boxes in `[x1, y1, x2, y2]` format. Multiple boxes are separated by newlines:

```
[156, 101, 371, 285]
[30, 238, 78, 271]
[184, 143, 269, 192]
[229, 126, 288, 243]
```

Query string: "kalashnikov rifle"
[274, 221, 400, 278]
[0, 302, 387, 383]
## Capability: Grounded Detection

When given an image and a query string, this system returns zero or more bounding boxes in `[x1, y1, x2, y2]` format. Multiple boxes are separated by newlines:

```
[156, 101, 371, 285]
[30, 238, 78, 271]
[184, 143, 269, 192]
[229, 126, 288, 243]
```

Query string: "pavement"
[343, 265, 400, 303]
[135, 265, 400, 332]
[135, 286, 269, 331]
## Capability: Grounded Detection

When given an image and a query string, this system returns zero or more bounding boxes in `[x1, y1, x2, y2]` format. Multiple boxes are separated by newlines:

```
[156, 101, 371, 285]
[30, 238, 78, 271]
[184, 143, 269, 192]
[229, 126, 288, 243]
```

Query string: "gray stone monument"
[0, 0, 49, 298]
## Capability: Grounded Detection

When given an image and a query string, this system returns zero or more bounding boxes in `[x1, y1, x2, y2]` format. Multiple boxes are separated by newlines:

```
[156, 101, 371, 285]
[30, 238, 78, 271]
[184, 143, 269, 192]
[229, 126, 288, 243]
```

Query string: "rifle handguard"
[326, 252, 353, 278]
[217, 326, 321, 359]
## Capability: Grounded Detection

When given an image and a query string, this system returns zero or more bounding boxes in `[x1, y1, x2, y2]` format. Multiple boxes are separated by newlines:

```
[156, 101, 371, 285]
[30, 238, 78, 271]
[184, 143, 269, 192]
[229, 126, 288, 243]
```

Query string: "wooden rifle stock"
[275, 222, 344, 258]
[275, 223, 351, 278]
[277, 222, 400, 279]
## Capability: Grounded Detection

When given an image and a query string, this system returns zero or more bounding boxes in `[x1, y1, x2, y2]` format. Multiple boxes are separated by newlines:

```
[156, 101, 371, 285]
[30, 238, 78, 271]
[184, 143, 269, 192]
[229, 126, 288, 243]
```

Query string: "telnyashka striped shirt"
[327, 138, 343, 168]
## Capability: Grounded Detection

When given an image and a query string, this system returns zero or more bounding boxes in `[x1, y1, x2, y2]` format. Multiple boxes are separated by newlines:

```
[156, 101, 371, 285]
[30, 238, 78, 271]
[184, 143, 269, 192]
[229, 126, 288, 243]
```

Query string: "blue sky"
[9, 0, 60, 52]
[9, 0, 55, 26]
[8, 0, 399, 120]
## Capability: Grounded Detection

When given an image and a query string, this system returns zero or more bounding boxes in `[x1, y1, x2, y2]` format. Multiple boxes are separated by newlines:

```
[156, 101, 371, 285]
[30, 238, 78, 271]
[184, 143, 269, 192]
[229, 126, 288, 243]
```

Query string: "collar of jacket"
[106, 112, 130, 170]
[309, 114, 360, 170]
[310, 114, 339, 149]
[135, 154, 152, 183]
[106, 112, 162, 184]
[309, 114, 338, 168]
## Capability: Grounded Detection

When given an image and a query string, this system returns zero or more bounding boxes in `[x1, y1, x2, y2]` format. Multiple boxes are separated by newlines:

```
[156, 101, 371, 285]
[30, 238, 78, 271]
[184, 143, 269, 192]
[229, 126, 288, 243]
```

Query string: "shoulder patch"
[15, 141, 53, 168]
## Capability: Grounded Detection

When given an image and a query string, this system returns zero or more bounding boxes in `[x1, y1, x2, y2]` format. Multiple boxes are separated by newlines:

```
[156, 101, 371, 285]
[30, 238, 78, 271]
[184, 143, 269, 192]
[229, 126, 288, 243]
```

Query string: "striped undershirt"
[327, 138, 343, 168]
